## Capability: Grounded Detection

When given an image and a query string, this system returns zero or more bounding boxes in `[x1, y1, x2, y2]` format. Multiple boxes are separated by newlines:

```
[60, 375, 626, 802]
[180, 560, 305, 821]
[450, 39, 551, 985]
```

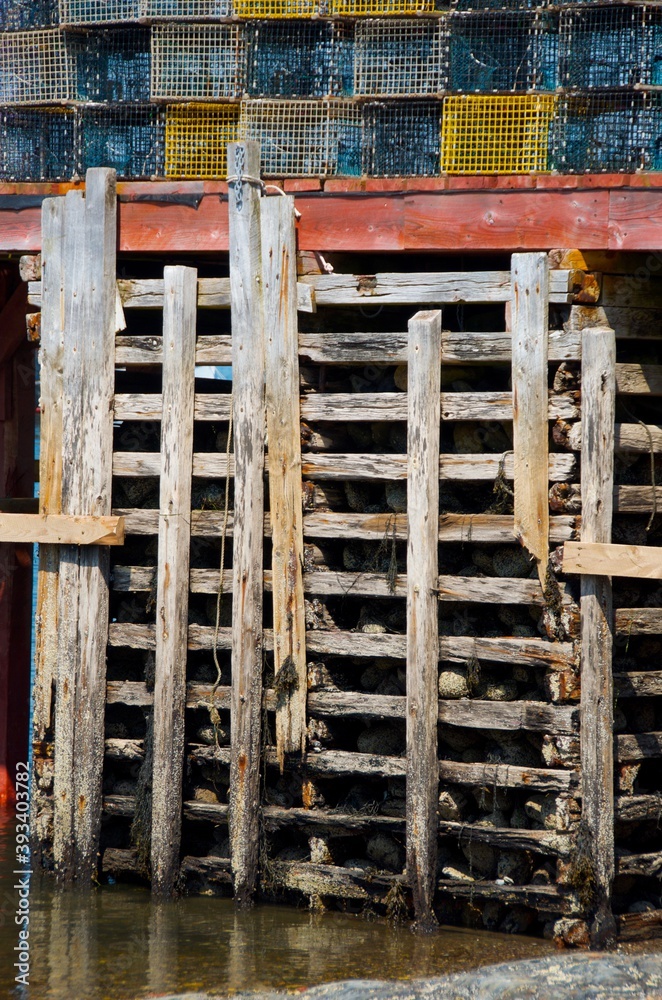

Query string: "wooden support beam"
[54, 170, 117, 884]
[32, 196, 64, 861]
[150, 266, 197, 897]
[0, 513, 124, 545]
[564, 542, 662, 581]
[579, 325, 617, 949]
[511, 252, 550, 589]
[406, 309, 441, 931]
[262, 195, 306, 769]
[227, 141, 265, 908]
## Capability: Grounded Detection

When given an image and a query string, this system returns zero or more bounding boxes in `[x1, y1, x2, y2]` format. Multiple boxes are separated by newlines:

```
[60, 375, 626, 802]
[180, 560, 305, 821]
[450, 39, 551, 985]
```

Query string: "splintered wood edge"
[0, 514, 125, 545]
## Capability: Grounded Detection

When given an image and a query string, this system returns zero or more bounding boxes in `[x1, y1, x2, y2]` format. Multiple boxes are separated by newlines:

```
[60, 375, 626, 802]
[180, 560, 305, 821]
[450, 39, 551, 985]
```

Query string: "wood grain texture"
[0, 514, 124, 545]
[406, 310, 441, 929]
[512, 253, 550, 589]
[150, 266, 197, 896]
[579, 325, 617, 948]
[564, 541, 662, 580]
[262, 195, 306, 767]
[300, 391, 579, 423]
[227, 142, 265, 907]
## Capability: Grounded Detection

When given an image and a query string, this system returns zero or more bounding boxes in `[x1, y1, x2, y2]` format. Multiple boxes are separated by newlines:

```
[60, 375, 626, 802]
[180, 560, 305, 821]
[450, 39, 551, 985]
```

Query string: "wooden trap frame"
[24, 152, 662, 948]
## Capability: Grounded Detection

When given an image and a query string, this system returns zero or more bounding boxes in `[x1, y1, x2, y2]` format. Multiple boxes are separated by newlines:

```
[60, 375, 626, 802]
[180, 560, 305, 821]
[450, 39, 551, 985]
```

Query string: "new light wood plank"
[262, 195, 306, 768]
[579, 324, 617, 948]
[150, 266, 197, 897]
[0, 514, 124, 545]
[227, 142, 265, 908]
[512, 253, 550, 588]
[564, 541, 662, 581]
[405, 310, 441, 929]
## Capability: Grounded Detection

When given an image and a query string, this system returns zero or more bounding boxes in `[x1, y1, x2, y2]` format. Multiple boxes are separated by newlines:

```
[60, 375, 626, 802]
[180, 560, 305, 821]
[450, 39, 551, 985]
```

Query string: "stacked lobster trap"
[1, 0, 662, 177]
[27, 163, 662, 947]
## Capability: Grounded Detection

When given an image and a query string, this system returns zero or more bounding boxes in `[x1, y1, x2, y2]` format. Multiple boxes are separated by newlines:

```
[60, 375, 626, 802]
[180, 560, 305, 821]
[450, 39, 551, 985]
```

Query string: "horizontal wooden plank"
[563, 541, 662, 580]
[112, 450, 576, 482]
[615, 486, 662, 513]
[616, 852, 662, 879]
[301, 392, 580, 423]
[614, 671, 662, 697]
[615, 608, 662, 636]
[308, 690, 578, 734]
[111, 565, 573, 606]
[297, 271, 574, 305]
[566, 423, 662, 453]
[435, 879, 573, 913]
[0, 513, 124, 545]
[616, 909, 662, 942]
[615, 794, 662, 823]
[615, 732, 662, 762]
[107, 622, 572, 669]
[615, 363, 662, 396]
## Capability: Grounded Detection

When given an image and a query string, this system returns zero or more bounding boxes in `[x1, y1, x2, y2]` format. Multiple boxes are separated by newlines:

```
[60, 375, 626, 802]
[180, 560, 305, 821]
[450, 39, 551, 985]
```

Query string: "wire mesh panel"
[362, 100, 441, 176]
[232, 0, 317, 17]
[452, 0, 542, 8]
[0, 107, 76, 180]
[0, 0, 58, 30]
[151, 24, 244, 100]
[143, 0, 232, 17]
[559, 4, 662, 89]
[59, 0, 143, 24]
[441, 93, 554, 173]
[331, 0, 435, 16]
[448, 11, 541, 92]
[0, 30, 73, 103]
[245, 21, 353, 98]
[164, 102, 239, 177]
[78, 103, 164, 177]
[239, 99, 361, 176]
[354, 18, 446, 96]
[70, 27, 151, 102]
[552, 91, 649, 174]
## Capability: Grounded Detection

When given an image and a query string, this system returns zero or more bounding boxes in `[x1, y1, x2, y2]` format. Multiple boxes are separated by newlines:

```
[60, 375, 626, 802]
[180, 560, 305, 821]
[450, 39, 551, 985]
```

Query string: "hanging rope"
[208, 396, 234, 747]
[621, 402, 657, 532]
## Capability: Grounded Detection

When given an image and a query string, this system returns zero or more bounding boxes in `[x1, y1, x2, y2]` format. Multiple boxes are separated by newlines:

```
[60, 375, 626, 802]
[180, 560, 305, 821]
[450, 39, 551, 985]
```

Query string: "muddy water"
[0, 810, 556, 1000]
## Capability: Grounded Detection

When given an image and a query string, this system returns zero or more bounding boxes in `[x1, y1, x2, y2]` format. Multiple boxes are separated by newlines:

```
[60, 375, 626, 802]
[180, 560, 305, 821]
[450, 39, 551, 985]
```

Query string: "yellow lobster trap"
[164, 102, 240, 179]
[441, 94, 557, 175]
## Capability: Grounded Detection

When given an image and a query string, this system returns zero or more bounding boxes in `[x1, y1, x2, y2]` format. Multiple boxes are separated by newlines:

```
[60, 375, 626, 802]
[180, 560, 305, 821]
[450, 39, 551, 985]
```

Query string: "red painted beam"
[2, 177, 662, 253]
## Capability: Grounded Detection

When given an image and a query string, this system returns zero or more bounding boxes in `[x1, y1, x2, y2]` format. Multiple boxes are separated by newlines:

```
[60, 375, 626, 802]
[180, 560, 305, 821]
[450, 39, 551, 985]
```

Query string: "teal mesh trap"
[559, 4, 662, 89]
[0, 107, 77, 180]
[448, 10, 555, 93]
[245, 21, 353, 98]
[363, 100, 441, 176]
[70, 27, 151, 102]
[78, 103, 164, 177]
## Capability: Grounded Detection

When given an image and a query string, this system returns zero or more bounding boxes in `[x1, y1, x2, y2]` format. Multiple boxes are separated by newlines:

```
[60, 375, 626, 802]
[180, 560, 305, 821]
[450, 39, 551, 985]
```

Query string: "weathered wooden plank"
[406, 310, 441, 929]
[435, 880, 573, 914]
[579, 324, 617, 948]
[298, 329, 581, 365]
[262, 195, 306, 767]
[308, 690, 578, 734]
[150, 266, 197, 897]
[512, 253, 550, 588]
[564, 541, 662, 581]
[107, 622, 574, 669]
[615, 363, 662, 395]
[617, 909, 662, 943]
[615, 794, 662, 823]
[190, 744, 577, 792]
[297, 270, 574, 305]
[0, 513, 124, 545]
[32, 196, 64, 769]
[615, 486, 662, 513]
[228, 142, 265, 908]
[614, 671, 662, 697]
[111, 450, 576, 482]
[566, 423, 662, 454]
[614, 609, 662, 636]
[300, 392, 580, 424]
[53, 190, 86, 881]
[615, 732, 662, 762]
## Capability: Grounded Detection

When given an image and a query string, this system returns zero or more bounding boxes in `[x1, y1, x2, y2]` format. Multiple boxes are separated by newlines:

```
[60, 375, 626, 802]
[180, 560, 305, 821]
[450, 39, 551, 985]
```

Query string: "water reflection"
[1, 810, 557, 999]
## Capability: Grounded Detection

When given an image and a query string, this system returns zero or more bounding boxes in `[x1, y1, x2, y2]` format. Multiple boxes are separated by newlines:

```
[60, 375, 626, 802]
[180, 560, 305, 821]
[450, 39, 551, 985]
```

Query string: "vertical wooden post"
[54, 169, 117, 883]
[580, 325, 617, 948]
[228, 141, 266, 907]
[262, 195, 306, 769]
[511, 252, 550, 589]
[406, 309, 441, 931]
[33, 198, 64, 776]
[150, 265, 197, 896]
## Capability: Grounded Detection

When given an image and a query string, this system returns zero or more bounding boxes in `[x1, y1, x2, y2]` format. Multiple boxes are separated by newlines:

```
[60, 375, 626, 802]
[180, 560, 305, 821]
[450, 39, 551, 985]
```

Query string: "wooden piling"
[54, 170, 117, 882]
[511, 252, 550, 588]
[227, 141, 266, 907]
[406, 309, 441, 930]
[580, 325, 617, 948]
[150, 266, 197, 896]
[262, 195, 306, 769]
